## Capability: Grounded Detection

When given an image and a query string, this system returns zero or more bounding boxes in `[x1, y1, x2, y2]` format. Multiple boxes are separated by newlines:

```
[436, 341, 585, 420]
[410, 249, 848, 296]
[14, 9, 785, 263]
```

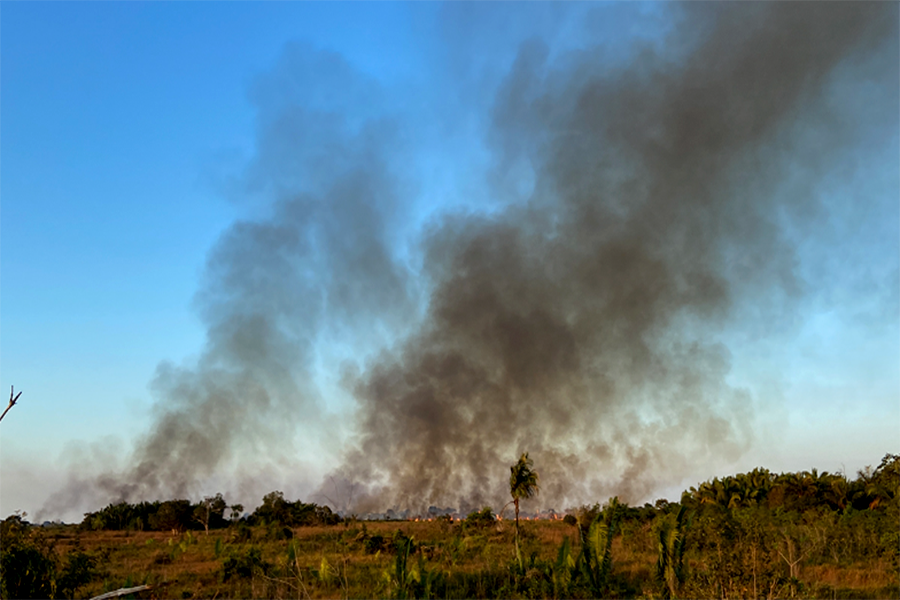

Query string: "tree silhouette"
[509, 452, 540, 567]
[193, 493, 227, 536]
[0, 386, 22, 423]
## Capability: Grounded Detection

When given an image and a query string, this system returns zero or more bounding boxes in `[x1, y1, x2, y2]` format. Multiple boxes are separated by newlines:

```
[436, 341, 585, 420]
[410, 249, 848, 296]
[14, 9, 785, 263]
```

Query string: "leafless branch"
[0, 386, 22, 423]
[89, 585, 152, 600]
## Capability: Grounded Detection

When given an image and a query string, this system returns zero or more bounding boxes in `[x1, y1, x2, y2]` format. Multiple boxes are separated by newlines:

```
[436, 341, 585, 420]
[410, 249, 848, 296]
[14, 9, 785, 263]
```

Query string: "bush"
[365, 534, 386, 554]
[57, 550, 99, 598]
[252, 491, 343, 527]
[0, 516, 101, 599]
[0, 542, 55, 599]
[221, 546, 269, 581]
[464, 507, 496, 530]
[232, 521, 253, 543]
[148, 500, 193, 532]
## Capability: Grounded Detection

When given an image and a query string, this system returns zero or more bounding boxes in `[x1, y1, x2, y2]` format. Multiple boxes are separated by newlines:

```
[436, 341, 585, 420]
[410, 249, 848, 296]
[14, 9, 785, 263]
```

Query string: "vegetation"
[0, 454, 896, 599]
[576, 496, 623, 598]
[0, 514, 101, 599]
[508, 452, 541, 572]
[77, 492, 339, 535]
[653, 503, 687, 599]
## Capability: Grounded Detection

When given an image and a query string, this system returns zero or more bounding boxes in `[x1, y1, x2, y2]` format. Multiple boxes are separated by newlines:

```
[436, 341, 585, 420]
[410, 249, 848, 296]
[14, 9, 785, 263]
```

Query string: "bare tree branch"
[89, 585, 152, 600]
[0, 386, 22, 423]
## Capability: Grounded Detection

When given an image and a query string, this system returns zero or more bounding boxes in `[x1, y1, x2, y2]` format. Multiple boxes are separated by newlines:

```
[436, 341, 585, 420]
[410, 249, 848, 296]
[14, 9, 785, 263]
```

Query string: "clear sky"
[2, 2, 435, 518]
[1, 3, 897, 522]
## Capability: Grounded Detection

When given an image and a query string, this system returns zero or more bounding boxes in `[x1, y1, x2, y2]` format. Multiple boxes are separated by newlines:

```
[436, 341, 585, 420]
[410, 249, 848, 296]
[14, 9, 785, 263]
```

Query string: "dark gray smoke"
[44, 3, 897, 517]
[43, 46, 419, 513]
[329, 2, 898, 512]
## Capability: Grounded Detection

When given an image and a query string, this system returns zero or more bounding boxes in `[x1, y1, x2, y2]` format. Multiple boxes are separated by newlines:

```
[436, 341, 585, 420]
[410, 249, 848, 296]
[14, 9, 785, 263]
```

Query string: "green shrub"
[56, 550, 99, 598]
[1, 515, 103, 599]
[464, 507, 496, 530]
[365, 534, 386, 554]
[221, 546, 269, 581]
[0, 542, 55, 599]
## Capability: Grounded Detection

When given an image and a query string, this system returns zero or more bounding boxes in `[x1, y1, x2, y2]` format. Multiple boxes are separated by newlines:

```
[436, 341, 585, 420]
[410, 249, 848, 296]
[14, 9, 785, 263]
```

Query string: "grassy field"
[13, 516, 896, 600]
[20, 520, 567, 599]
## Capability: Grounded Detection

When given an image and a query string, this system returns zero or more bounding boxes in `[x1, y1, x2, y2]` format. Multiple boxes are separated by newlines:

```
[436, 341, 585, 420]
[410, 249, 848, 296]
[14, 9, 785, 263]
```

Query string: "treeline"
[597, 453, 900, 598]
[77, 454, 898, 533]
[681, 453, 898, 513]
[80, 490, 340, 534]
[2, 454, 896, 598]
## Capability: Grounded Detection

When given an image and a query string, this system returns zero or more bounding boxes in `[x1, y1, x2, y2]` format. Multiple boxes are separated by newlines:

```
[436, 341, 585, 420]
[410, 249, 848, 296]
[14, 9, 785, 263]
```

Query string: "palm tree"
[509, 452, 540, 567]
[655, 505, 687, 599]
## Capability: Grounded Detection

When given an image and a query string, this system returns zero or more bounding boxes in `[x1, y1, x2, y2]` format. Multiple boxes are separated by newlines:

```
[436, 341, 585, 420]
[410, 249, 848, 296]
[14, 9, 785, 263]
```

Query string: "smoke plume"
[44, 2, 898, 516]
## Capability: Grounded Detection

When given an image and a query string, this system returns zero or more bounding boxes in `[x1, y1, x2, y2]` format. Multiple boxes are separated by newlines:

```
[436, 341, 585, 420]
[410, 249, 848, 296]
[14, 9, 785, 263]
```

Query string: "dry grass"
[15, 521, 899, 599]
[803, 561, 898, 591]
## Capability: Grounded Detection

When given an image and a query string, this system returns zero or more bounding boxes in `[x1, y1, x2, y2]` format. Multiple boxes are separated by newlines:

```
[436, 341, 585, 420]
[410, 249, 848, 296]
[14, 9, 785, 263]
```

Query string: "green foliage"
[0, 540, 55, 599]
[221, 546, 269, 581]
[365, 533, 386, 554]
[8, 454, 897, 599]
[380, 532, 444, 599]
[316, 555, 336, 585]
[684, 455, 900, 515]
[265, 524, 294, 541]
[254, 491, 290, 526]
[233, 520, 253, 543]
[79, 491, 342, 537]
[510, 453, 541, 505]
[0, 516, 101, 599]
[655, 504, 687, 599]
[685, 505, 788, 598]
[251, 491, 342, 527]
[551, 537, 575, 598]
[464, 507, 496, 530]
[194, 493, 229, 533]
[510, 453, 540, 572]
[81, 494, 241, 534]
[81, 501, 145, 532]
[392, 534, 415, 599]
[576, 497, 623, 598]
[56, 550, 100, 599]
[148, 500, 193, 532]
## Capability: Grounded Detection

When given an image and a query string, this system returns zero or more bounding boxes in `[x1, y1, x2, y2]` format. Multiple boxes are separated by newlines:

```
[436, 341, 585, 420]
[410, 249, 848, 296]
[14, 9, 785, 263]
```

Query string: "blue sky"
[2, 3, 430, 430]
[2, 3, 437, 519]
[1, 3, 897, 521]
